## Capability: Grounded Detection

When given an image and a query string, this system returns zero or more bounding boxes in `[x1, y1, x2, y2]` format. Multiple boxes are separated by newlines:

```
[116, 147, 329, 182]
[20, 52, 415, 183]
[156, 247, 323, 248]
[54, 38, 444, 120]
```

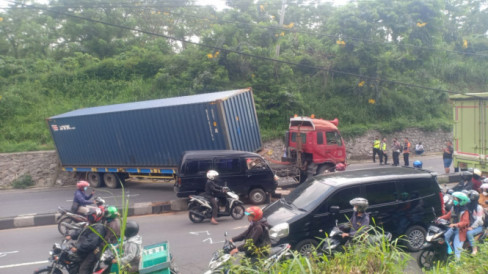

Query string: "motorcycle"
[188, 187, 245, 223]
[34, 240, 80, 274]
[321, 220, 392, 256]
[204, 233, 291, 274]
[418, 211, 487, 270]
[57, 197, 106, 236]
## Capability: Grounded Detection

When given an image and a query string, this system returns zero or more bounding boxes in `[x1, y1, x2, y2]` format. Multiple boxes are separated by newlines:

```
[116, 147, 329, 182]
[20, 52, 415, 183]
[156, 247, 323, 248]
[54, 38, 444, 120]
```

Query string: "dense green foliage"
[1, 0, 487, 152]
[11, 174, 34, 189]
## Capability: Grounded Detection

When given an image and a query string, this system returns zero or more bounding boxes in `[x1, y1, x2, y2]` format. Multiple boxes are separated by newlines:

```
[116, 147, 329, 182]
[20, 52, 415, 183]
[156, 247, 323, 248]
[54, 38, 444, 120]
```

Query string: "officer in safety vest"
[372, 136, 381, 163]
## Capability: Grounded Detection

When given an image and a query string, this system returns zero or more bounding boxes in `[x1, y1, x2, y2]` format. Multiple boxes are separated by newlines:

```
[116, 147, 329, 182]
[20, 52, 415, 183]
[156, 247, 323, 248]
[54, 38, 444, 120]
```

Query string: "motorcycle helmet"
[468, 190, 480, 202]
[87, 208, 103, 223]
[481, 183, 488, 196]
[350, 197, 369, 213]
[473, 168, 482, 179]
[413, 160, 422, 168]
[125, 220, 139, 238]
[452, 192, 470, 206]
[77, 180, 90, 190]
[244, 206, 263, 222]
[206, 170, 219, 180]
[335, 163, 346, 171]
[443, 194, 453, 212]
[105, 206, 119, 220]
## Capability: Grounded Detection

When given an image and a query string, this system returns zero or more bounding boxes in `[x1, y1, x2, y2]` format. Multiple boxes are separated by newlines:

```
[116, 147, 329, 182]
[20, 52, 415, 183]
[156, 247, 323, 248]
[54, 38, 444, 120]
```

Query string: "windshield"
[284, 179, 333, 211]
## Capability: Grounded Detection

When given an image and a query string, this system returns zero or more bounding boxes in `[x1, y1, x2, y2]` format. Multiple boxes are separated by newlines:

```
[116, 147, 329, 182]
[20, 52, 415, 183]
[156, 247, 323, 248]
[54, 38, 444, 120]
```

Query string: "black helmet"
[125, 220, 139, 238]
[468, 190, 480, 202]
[87, 208, 103, 224]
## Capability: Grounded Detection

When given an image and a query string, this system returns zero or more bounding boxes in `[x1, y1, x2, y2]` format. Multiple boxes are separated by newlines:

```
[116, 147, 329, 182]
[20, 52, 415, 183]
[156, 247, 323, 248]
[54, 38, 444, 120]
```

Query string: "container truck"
[450, 93, 488, 172]
[47, 88, 262, 188]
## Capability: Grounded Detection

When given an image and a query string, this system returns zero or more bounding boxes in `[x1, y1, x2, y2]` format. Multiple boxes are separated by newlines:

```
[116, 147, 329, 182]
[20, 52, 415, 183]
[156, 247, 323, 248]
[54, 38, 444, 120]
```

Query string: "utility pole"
[275, 0, 286, 57]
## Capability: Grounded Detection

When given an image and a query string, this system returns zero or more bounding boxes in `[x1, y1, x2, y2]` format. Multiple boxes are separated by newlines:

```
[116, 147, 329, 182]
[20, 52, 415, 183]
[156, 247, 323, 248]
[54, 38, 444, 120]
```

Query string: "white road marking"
[202, 238, 225, 244]
[189, 231, 211, 236]
[0, 251, 19, 258]
[0, 260, 48, 269]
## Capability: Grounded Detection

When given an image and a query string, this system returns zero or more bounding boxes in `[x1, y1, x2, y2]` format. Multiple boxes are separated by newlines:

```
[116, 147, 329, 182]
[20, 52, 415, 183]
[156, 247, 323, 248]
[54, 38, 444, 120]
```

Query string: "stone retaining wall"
[0, 128, 452, 188]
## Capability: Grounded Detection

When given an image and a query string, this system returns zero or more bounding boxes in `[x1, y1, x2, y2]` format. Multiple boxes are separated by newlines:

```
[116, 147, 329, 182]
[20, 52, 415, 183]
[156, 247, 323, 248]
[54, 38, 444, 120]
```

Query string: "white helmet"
[474, 168, 482, 177]
[350, 197, 369, 212]
[481, 184, 488, 196]
[206, 170, 219, 180]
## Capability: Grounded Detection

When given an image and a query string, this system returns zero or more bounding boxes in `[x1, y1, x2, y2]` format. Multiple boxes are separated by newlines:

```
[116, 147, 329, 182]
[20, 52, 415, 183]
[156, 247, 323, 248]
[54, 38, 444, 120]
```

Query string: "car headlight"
[270, 222, 289, 240]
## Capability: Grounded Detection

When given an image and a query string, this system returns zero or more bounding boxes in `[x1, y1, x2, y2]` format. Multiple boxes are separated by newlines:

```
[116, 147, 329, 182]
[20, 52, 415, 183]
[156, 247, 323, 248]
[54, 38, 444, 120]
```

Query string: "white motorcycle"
[188, 187, 245, 223]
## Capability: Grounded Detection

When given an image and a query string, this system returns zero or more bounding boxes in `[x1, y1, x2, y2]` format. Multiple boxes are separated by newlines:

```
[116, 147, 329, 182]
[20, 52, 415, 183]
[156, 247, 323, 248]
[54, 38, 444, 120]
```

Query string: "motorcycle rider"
[230, 206, 271, 258]
[471, 169, 483, 193]
[112, 220, 142, 273]
[438, 191, 470, 259]
[466, 190, 483, 255]
[479, 183, 488, 210]
[104, 206, 121, 245]
[73, 180, 97, 215]
[67, 209, 106, 273]
[204, 170, 227, 225]
[342, 197, 370, 238]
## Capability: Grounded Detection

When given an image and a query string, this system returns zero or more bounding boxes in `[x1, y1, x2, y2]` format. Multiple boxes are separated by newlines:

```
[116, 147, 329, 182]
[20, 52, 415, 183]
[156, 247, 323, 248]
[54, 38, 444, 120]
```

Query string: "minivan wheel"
[249, 188, 266, 204]
[295, 239, 318, 256]
[404, 225, 427, 252]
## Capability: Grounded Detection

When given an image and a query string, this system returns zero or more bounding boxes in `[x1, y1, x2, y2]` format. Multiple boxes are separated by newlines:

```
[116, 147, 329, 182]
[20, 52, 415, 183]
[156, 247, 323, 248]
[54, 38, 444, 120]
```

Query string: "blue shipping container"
[47, 88, 262, 169]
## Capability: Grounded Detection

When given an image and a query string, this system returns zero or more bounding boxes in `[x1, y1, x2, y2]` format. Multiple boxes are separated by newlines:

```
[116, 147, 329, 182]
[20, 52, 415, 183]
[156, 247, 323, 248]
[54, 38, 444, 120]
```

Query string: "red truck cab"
[284, 116, 346, 178]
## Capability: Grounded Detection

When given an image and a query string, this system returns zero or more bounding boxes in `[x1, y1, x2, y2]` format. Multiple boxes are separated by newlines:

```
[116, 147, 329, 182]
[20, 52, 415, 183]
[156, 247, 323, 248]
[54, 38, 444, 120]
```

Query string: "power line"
[9, 1, 480, 96]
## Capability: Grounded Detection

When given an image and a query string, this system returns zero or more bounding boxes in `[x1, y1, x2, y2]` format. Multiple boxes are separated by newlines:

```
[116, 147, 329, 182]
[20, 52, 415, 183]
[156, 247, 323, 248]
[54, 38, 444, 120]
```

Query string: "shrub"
[11, 174, 34, 189]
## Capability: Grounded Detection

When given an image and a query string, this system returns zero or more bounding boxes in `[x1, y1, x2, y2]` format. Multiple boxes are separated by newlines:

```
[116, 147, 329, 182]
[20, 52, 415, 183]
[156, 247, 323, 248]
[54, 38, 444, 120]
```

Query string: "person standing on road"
[372, 136, 381, 163]
[403, 137, 411, 166]
[379, 137, 388, 165]
[392, 138, 401, 166]
[443, 140, 454, 174]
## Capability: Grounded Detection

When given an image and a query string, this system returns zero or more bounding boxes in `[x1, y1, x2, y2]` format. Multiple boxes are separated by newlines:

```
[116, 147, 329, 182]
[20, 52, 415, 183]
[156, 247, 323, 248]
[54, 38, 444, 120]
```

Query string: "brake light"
[178, 177, 181, 187]
[439, 192, 446, 215]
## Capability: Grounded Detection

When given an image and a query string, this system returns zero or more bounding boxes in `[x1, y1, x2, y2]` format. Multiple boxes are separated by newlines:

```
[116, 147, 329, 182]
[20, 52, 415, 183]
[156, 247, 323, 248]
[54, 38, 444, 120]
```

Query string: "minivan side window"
[325, 186, 361, 212]
[184, 160, 212, 175]
[365, 182, 397, 205]
[215, 158, 241, 174]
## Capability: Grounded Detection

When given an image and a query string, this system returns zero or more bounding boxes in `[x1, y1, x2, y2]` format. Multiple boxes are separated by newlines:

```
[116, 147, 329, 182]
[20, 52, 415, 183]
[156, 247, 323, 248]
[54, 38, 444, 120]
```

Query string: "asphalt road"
[0, 154, 446, 219]
[0, 212, 424, 274]
[0, 212, 249, 274]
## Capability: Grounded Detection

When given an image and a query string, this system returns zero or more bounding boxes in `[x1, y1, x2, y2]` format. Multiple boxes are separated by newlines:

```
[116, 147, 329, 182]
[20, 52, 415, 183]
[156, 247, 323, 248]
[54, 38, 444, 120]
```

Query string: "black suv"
[265, 167, 444, 252]
[174, 150, 278, 204]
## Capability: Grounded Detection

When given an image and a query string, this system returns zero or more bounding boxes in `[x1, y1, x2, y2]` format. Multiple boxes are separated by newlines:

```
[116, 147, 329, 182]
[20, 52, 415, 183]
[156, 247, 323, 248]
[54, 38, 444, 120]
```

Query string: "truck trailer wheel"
[87, 172, 103, 188]
[103, 173, 121, 189]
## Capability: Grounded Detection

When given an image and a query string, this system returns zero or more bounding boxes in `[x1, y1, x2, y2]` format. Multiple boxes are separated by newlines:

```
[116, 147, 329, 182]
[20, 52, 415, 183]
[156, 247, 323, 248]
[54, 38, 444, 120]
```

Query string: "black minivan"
[174, 150, 278, 204]
[265, 167, 444, 252]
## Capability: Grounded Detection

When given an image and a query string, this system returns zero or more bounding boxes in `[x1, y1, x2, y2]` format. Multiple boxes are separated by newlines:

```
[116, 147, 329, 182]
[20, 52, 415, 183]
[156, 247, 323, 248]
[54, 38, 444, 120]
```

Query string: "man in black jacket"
[67, 209, 106, 273]
[230, 206, 271, 258]
[204, 170, 227, 225]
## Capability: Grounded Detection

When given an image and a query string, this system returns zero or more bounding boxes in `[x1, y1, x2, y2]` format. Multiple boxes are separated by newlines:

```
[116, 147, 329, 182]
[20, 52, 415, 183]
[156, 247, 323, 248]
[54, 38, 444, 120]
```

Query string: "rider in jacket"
[439, 191, 470, 260]
[67, 209, 106, 273]
[230, 206, 271, 258]
[73, 181, 97, 215]
[342, 198, 370, 238]
[204, 170, 227, 225]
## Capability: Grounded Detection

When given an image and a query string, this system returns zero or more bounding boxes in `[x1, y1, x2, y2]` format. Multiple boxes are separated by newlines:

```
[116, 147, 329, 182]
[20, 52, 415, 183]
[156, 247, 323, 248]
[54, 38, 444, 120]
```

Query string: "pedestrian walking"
[403, 137, 411, 166]
[372, 136, 381, 163]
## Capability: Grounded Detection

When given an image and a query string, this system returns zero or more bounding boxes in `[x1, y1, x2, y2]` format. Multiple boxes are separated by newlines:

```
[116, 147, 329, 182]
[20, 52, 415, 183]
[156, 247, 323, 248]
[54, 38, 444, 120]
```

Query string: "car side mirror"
[330, 206, 340, 214]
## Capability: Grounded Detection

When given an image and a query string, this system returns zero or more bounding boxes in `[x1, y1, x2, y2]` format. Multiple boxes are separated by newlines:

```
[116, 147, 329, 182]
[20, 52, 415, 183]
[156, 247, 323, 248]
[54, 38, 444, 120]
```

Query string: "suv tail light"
[439, 191, 446, 215]
[177, 177, 181, 187]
